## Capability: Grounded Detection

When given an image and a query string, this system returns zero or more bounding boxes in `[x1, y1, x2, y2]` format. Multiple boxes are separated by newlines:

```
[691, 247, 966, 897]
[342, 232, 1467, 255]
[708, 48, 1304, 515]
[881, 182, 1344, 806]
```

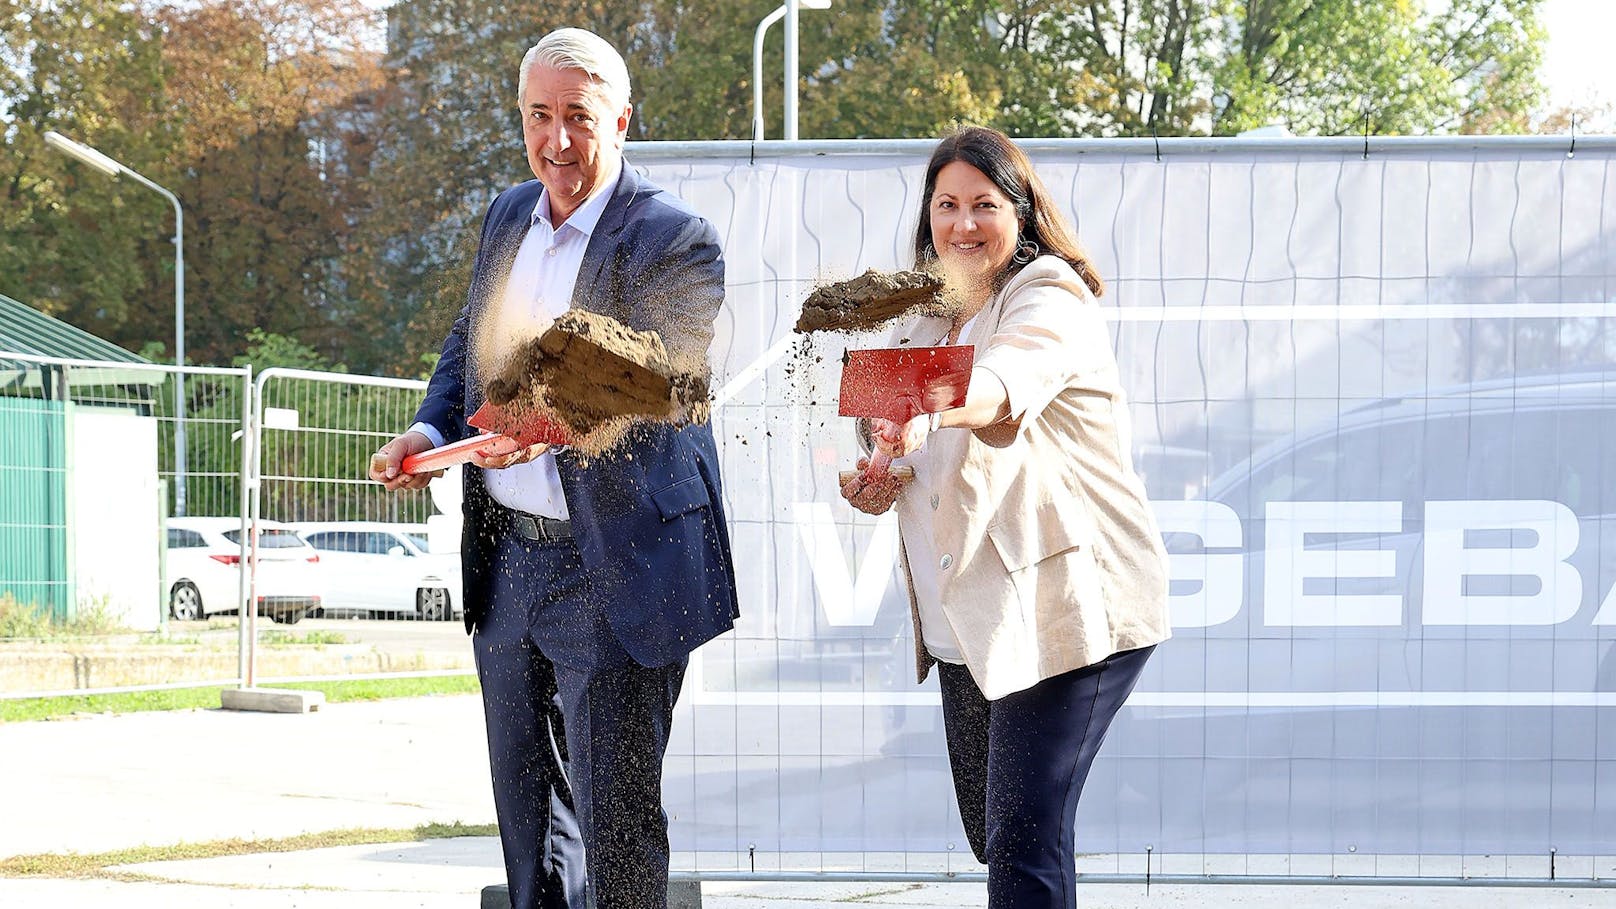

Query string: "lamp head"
[43, 131, 124, 178]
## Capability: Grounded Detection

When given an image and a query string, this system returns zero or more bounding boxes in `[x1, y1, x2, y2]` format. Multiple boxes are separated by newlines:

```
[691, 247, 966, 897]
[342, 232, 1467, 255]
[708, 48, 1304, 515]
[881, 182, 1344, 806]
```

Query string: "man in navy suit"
[370, 27, 738, 909]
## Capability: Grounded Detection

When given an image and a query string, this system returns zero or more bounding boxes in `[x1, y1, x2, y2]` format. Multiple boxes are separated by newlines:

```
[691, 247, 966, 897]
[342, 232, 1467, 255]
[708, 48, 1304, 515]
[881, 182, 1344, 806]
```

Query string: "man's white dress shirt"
[410, 163, 622, 519]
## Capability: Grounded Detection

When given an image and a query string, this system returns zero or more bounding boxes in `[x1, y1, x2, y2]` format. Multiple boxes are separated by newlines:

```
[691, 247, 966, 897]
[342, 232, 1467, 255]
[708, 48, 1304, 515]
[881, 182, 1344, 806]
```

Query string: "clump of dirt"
[485, 310, 709, 454]
[794, 268, 956, 334]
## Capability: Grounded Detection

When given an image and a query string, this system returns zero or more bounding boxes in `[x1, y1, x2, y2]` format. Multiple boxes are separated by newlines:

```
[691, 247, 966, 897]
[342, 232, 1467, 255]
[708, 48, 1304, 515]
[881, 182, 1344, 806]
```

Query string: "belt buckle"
[513, 511, 563, 542]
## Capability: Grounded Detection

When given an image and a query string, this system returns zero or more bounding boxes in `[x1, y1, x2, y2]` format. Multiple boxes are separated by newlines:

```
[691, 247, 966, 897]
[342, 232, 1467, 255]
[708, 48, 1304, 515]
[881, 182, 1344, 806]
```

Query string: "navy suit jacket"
[414, 163, 739, 667]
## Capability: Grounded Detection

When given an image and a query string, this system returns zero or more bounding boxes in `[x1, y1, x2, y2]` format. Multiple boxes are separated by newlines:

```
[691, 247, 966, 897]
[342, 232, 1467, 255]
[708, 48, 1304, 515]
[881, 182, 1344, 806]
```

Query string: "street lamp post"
[752, 0, 831, 141]
[44, 130, 189, 516]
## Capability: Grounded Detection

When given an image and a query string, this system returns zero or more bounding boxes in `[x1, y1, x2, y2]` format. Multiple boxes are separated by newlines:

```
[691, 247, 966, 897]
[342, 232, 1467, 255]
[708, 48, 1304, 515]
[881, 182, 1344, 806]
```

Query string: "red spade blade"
[468, 401, 572, 446]
[838, 345, 974, 424]
[394, 402, 572, 475]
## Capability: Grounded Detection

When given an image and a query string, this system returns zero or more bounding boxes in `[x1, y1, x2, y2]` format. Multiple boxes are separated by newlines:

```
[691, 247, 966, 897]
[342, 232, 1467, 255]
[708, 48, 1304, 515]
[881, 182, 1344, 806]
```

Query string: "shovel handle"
[396, 432, 524, 475]
[839, 465, 915, 485]
[861, 449, 894, 484]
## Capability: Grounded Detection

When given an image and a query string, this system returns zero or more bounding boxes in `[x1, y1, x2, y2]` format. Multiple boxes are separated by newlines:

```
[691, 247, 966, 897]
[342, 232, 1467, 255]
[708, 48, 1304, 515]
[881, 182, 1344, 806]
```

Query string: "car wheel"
[169, 582, 204, 621]
[417, 587, 452, 622]
[269, 610, 304, 625]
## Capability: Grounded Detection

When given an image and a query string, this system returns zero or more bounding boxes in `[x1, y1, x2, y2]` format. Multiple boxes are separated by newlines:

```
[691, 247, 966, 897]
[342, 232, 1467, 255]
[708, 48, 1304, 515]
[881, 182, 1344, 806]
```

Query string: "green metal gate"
[0, 394, 70, 619]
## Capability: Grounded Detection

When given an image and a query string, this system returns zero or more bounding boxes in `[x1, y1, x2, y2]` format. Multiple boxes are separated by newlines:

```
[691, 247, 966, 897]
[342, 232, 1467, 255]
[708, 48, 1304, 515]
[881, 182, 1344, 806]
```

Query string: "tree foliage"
[1, 0, 381, 368]
[0, 0, 174, 345]
[1, 0, 1550, 377]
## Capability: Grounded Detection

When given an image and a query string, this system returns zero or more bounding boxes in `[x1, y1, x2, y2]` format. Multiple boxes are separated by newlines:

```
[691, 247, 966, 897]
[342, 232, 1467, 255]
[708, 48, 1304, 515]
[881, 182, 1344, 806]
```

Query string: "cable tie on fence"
[1145, 845, 1153, 895]
[1568, 115, 1577, 159]
[749, 140, 756, 167]
[1362, 111, 1371, 160]
[1151, 125, 1161, 163]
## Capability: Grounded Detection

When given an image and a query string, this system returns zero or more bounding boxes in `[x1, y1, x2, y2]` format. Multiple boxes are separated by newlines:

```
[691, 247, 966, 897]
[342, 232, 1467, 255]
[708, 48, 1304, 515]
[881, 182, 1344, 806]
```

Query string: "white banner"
[633, 139, 1616, 861]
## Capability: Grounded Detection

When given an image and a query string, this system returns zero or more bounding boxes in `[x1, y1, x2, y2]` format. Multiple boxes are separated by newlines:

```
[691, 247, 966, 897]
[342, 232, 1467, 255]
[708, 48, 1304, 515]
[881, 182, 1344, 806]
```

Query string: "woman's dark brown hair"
[912, 125, 1104, 297]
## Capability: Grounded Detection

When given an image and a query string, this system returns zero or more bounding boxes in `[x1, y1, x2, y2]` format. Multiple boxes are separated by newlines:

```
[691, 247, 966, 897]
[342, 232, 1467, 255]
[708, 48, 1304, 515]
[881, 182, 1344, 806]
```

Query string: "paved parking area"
[2, 695, 1612, 908]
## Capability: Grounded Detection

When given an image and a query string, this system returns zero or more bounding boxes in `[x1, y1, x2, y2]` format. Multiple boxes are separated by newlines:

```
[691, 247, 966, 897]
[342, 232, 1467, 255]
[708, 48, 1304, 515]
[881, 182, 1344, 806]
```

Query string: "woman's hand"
[840, 457, 910, 515]
[871, 414, 931, 460]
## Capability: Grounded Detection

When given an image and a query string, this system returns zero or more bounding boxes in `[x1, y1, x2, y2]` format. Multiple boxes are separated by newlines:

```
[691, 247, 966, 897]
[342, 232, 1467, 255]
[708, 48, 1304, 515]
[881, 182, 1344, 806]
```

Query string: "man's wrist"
[406, 421, 445, 448]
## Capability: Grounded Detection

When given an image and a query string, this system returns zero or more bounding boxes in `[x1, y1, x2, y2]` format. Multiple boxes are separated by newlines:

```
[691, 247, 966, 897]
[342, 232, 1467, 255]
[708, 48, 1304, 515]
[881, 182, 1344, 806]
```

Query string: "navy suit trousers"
[937, 645, 1155, 909]
[475, 530, 687, 909]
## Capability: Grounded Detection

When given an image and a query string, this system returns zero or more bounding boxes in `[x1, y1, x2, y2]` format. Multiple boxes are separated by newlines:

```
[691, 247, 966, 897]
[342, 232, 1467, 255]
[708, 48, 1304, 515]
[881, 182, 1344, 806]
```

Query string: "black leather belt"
[501, 508, 573, 542]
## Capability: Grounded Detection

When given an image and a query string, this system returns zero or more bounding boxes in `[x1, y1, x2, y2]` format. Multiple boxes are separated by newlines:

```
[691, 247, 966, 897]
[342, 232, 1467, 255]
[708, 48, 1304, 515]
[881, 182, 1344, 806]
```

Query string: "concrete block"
[668, 880, 702, 909]
[481, 880, 701, 907]
[219, 687, 324, 714]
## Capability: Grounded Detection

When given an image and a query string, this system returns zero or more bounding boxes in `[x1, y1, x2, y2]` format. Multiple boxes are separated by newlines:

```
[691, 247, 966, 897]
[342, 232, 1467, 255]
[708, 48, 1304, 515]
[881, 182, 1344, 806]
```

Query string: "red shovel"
[393, 402, 571, 475]
[838, 344, 973, 483]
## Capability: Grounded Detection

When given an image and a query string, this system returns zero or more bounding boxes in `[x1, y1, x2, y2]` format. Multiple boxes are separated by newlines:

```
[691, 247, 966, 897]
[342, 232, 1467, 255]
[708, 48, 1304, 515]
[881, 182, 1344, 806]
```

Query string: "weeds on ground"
[0, 593, 50, 638]
[137, 633, 202, 646]
[0, 593, 130, 641]
[258, 629, 350, 647]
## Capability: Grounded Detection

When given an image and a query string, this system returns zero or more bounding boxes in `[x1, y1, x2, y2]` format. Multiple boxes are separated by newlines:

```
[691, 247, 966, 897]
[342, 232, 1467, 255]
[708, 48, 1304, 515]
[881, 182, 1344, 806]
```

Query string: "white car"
[293, 522, 463, 621]
[165, 517, 323, 624]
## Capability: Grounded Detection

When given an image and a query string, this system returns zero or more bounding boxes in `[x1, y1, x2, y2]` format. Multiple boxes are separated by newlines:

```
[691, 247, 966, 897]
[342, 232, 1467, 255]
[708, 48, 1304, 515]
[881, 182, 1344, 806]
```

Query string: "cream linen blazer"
[890, 255, 1171, 699]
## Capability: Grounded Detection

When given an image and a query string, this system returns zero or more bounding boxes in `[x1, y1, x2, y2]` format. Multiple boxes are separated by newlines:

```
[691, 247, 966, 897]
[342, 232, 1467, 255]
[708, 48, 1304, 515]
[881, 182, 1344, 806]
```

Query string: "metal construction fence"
[3, 135, 1615, 886]
[0, 353, 257, 694]
[636, 136, 1616, 885]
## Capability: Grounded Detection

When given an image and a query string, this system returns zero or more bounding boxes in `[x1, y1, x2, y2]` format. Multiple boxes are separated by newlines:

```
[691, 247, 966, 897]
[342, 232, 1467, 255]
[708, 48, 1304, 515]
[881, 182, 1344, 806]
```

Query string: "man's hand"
[369, 431, 442, 491]
[470, 443, 550, 470]
[840, 457, 911, 515]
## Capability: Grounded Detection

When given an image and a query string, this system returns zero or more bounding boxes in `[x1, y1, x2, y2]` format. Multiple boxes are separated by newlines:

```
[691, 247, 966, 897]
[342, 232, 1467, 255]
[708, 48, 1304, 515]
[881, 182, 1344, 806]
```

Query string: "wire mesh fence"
[0, 354, 253, 694]
[3, 136, 1614, 885]
[251, 368, 466, 629]
[634, 137, 1616, 884]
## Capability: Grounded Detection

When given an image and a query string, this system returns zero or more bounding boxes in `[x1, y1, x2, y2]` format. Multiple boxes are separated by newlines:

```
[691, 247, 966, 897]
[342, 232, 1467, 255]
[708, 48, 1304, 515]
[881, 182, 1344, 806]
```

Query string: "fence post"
[237, 365, 254, 688]
[156, 478, 169, 637]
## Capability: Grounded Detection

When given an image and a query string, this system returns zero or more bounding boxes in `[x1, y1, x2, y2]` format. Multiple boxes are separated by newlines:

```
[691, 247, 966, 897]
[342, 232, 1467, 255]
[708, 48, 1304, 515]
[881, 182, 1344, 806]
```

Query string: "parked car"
[1110, 371, 1616, 853]
[292, 522, 463, 621]
[165, 517, 323, 624]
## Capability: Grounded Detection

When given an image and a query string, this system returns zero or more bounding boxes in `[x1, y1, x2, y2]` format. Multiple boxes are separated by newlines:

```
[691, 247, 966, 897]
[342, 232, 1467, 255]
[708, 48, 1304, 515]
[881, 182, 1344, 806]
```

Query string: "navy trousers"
[936, 645, 1155, 909]
[475, 531, 687, 909]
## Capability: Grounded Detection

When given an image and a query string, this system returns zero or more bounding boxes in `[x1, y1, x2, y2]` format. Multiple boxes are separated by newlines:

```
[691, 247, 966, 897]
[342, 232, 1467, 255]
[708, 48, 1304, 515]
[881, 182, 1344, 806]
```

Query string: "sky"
[1539, 0, 1613, 120]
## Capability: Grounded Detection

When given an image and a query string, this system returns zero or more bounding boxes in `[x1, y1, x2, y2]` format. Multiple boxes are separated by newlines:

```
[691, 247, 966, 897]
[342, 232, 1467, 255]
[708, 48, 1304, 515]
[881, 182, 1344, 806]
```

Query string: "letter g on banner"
[1152, 500, 1243, 628]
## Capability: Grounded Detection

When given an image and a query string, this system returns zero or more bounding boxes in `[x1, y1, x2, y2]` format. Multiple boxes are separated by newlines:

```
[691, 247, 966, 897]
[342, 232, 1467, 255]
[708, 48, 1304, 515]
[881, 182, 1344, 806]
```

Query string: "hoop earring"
[1012, 238, 1040, 265]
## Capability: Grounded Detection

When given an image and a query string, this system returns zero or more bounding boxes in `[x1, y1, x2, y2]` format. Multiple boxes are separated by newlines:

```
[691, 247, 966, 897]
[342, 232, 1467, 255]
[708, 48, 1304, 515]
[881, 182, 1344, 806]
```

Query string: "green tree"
[154, 0, 385, 367]
[1209, 0, 1545, 136]
[0, 0, 176, 350]
[2, 0, 388, 368]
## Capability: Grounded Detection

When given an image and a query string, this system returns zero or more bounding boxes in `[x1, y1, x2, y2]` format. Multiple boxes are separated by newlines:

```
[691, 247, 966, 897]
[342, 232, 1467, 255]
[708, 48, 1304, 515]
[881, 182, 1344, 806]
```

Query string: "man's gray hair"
[517, 28, 632, 111]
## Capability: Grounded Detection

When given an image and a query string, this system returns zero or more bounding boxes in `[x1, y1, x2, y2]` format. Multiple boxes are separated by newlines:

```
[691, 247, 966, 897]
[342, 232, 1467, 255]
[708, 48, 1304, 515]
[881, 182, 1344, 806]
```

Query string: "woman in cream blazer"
[841, 126, 1170, 909]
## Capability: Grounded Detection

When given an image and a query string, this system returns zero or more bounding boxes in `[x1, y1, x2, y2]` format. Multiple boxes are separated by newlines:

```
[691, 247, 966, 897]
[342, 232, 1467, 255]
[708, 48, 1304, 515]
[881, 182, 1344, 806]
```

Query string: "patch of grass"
[1, 687, 231, 722]
[258, 629, 350, 647]
[280, 675, 481, 702]
[0, 674, 479, 723]
[0, 821, 499, 879]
